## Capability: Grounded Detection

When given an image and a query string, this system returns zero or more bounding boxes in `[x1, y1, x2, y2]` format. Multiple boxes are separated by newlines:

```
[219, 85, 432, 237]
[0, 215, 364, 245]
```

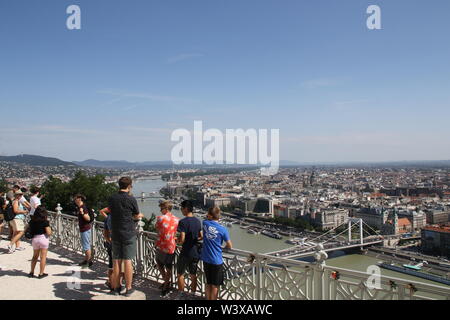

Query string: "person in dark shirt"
[99, 208, 125, 290]
[107, 177, 143, 297]
[176, 200, 202, 295]
[27, 206, 52, 278]
[0, 190, 6, 236]
[74, 194, 93, 267]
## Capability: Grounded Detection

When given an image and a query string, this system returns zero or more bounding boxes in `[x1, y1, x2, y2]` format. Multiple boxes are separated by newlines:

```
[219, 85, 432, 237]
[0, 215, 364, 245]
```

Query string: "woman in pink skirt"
[27, 206, 52, 278]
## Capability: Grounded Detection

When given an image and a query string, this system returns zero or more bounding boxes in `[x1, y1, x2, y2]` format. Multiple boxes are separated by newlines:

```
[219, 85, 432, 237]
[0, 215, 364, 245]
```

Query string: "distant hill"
[74, 159, 173, 168]
[0, 154, 77, 167]
[73, 158, 450, 169]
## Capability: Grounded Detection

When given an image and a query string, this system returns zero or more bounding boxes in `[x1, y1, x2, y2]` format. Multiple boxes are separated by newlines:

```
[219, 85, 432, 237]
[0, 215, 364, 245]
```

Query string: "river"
[132, 179, 449, 289]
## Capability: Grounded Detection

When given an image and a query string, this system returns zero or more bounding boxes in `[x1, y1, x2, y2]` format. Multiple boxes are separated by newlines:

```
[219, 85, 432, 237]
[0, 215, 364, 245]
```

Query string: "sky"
[0, 0, 449, 163]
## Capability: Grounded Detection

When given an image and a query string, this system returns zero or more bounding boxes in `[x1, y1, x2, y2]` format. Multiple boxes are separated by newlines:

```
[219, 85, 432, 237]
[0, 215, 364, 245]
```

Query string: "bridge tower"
[347, 218, 364, 244]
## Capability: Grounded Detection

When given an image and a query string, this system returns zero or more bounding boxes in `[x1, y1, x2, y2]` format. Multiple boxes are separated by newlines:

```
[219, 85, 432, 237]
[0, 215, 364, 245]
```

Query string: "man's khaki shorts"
[11, 219, 25, 232]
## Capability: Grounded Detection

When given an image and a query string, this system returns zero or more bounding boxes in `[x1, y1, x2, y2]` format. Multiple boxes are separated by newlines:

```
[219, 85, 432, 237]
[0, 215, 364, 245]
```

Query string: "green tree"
[142, 214, 157, 232]
[0, 178, 8, 193]
[40, 171, 117, 214]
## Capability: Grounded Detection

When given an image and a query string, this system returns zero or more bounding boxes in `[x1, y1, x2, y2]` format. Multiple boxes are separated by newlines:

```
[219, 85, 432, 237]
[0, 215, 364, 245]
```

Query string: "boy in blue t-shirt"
[200, 206, 233, 300]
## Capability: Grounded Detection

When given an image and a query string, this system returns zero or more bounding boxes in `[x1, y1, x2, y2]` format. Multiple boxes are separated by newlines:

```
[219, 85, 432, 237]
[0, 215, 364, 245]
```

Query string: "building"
[205, 196, 231, 208]
[314, 209, 349, 230]
[425, 210, 449, 225]
[421, 225, 450, 258]
[353, 207, 387, 230]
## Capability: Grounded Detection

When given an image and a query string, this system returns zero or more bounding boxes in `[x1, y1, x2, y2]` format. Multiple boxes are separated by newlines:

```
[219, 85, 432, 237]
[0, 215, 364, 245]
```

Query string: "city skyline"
[1, 0, 450, 162]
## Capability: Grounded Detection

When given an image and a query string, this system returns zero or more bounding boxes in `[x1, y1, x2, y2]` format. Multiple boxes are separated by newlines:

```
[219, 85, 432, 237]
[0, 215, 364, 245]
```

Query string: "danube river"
[133, 179, 449, 289]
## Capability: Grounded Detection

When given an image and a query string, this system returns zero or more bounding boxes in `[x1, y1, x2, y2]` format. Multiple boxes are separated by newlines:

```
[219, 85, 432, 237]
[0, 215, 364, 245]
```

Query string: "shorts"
[11, 219, 25, 232]
[112, 239, 136, 260]
[105, 242, 127, 270]
[32, 234, 49, 250]
[203, 262, 224, 286]
[80, 230, 91, 251]
[156, 249, 175, 268]
[105, 241, 113, 269]
[177, 255, 199, 275]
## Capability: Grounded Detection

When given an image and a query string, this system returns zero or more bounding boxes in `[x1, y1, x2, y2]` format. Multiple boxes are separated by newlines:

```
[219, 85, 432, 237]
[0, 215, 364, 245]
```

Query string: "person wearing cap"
[8, 190, 29, 253]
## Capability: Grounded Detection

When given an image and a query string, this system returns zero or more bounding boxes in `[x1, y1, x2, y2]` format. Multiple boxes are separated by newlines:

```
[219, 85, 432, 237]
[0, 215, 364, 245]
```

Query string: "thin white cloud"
[97, 89, 197, 104]
[300, 77, 347, 89]
[167, 53, 204, 64]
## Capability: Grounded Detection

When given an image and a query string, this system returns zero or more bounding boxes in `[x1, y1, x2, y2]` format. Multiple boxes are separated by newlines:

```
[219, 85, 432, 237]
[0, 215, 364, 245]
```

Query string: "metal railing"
[47, 209, 450, 300]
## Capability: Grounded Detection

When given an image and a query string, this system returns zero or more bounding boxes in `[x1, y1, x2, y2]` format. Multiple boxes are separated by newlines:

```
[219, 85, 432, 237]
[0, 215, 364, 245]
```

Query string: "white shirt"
[30, 195, 41, 215]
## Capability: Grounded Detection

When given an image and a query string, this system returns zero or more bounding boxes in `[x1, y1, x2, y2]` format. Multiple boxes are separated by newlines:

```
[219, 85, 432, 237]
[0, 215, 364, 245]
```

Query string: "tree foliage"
[268, 216, 314, 231]
[40, 171, 117, 214]
[0, 178, 9, 193]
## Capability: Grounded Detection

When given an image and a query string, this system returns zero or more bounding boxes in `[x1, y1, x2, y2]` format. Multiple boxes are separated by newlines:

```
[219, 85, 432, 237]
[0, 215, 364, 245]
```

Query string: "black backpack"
[86, 207, 95, 224]
[4, 203, 15, 222]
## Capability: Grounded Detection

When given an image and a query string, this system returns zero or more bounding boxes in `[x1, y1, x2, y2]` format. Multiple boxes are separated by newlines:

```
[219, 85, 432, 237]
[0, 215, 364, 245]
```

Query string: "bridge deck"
[268, 240, 383, 258]
[0, 235, 198, 300]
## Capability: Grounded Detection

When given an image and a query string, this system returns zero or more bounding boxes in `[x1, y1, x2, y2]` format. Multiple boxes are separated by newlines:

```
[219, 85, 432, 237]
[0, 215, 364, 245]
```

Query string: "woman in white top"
[8, 191, 29, 253]
[29, 187, 42, 216]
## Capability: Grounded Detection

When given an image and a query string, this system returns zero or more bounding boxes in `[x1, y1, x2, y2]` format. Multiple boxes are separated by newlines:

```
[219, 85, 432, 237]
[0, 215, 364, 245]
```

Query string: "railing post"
[255, 256, 262, 300]
[313, 243, 328, 300]
[55, 204, 62, 246]
[91, 211, 96, 261]
[136, 219, 145, 276]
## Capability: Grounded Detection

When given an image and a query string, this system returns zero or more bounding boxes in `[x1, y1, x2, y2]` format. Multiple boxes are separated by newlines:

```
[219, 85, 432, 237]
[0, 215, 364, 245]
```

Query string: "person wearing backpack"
[74, 194, 93, 267]
[0, 190, 7, 239]
[27, 206, 52, 278]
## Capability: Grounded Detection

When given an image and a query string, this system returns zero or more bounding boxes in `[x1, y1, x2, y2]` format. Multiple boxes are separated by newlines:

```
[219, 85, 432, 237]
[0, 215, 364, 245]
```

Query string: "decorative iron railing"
[47, 209, 450, 300]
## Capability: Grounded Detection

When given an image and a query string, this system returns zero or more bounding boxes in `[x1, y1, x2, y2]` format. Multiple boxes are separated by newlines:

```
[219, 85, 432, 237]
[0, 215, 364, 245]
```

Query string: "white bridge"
[266, 218, 384, 259]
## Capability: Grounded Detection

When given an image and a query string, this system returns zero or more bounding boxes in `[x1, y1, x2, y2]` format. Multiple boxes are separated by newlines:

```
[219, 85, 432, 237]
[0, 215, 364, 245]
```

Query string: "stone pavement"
[0, 235, 200, 300]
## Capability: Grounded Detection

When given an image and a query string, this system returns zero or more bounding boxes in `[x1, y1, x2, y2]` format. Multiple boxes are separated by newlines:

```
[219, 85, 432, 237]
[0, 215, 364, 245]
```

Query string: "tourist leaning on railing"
[176, 200, 203, 296]
[155, 200, 179, 297]
[27, 206, 52, 279]
[201, 206, 233, 301]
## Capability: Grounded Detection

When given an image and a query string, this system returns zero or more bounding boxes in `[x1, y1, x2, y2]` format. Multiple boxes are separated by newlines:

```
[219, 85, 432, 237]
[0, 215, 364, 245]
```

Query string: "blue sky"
[1, 0, 449, 162]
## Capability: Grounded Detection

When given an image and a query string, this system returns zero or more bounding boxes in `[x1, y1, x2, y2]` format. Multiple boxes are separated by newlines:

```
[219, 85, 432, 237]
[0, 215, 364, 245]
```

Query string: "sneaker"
[123, 288, 136, 297]
[78, 260, 88, 267]
[88, 260, 94, 267]
[109, 287, 121, 296]
[7, 245, 15, 254]
[28, 273, 35, 278]
[15, 247, 25, 251]
[38, 273, 48, 279]
[160, 288, 170, 298]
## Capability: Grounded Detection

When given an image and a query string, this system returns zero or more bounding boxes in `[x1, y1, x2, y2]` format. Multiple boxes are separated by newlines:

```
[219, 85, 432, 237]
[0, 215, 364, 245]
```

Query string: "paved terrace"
[0, 234, 199, 300]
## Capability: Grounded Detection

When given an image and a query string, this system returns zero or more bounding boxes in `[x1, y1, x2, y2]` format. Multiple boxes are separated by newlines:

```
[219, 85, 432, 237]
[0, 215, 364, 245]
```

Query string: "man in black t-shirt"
[108, 177, 143, 297]
[176, 200, 203, 294]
